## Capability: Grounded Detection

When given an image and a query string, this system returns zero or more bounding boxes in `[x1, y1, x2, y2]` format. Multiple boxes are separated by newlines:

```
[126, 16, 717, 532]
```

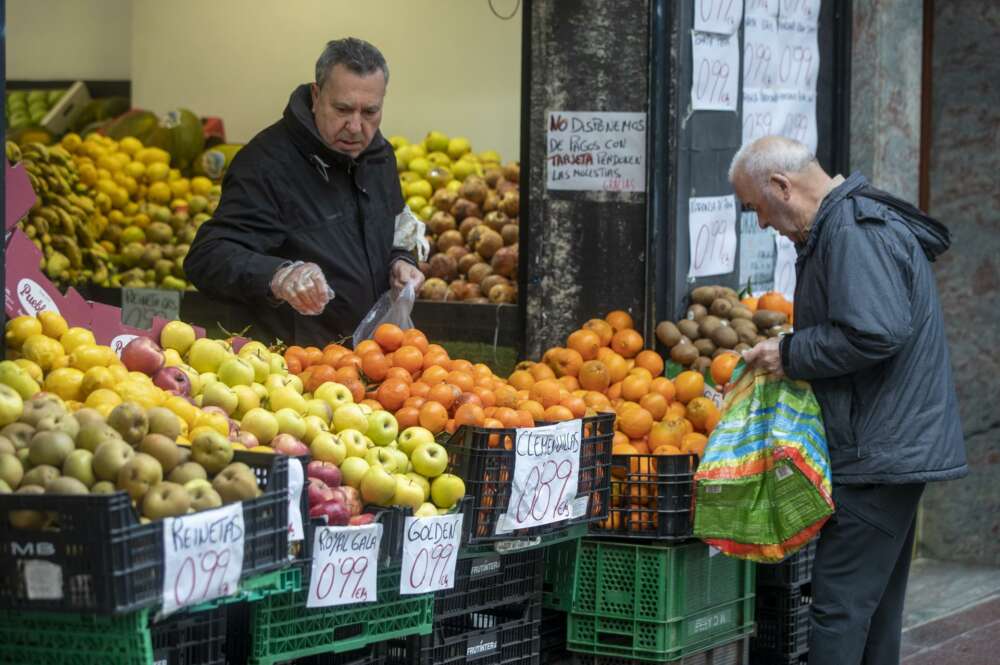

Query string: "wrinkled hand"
[270, 261, 334, 316]
[390, 259, 425, 296]
[742, 336, 784, 378]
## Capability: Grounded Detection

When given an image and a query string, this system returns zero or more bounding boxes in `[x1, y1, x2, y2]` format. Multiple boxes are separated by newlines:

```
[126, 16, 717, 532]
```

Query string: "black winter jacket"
[184, 84, 411, 346]
[781, 173, 967, 484]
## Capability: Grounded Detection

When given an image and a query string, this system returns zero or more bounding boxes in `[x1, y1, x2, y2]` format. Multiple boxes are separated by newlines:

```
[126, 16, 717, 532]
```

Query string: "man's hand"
[742, 336, 784, 378]
[390, 259, 425, 296]
[270, 261, 333, 315]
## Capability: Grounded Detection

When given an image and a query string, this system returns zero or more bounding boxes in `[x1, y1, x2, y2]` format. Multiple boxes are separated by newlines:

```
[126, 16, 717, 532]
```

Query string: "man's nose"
[346, 114, 362, 133]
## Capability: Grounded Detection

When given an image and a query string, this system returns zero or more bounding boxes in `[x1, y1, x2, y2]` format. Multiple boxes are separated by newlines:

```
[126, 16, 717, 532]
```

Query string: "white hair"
[728, 136, 816, 188]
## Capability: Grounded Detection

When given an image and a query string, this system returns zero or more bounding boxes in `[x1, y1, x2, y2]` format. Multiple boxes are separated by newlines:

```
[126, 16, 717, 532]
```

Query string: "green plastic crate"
[542, 536, 581, 610]
[566, 540, 755, 662]
[247, 567, 434, 664]
[458, 520, 588, 560]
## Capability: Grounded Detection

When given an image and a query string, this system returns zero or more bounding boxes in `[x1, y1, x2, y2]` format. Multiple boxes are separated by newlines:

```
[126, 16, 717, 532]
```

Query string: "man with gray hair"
[730, 136, 966, 665]
[186, 37, 424, 346]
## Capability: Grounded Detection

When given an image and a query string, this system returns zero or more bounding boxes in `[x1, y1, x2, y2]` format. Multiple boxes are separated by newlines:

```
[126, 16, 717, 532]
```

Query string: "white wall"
[7, 0, 132, 80]
[130, 0, 523, 161]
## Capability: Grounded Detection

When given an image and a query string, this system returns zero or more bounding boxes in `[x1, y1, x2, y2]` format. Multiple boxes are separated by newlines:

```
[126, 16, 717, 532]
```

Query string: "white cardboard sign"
[399, 513, 463, 595]
[306, 523, 381, 608]
[546, 112, 647, 192]
[738, 212, 777, 292]
[691, 31, 739, 112]
[287, 458, 305, 543]
[688, 196, 737, 278]
[694, 0, 744, 34]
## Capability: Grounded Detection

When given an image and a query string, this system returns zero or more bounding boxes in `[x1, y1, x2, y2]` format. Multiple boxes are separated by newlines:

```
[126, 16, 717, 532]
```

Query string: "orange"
[508, 369, 535, 391]
[741, 296, 759, 312]
[386, 366, 413, 384]
[448, 359, 474, 373]
[395, 406, 420, 429]
[607, 381, 623, 400]
[515, 409, 535, 428]
[455, 392, 483, 411]
[472, 386, 496, 408]
[321, 346, 347, 367]
[284, 345, 307, 367]
[342, 378, 366, 403]
[605, 310, 634, 333]
[494, 385, 519, 409]
[621, 375, 650, 402]
[619, 406, 654, 439]
[543, 404, 574, 421]
[610, 329, 643, 359]
[711, 352, 740, 386]
[630, 439, 651, 455]
[681, 432, 709, 458]
[705, 409, 721, 433]
[634, 350, 664, 377]
[567, 329, 602, 361]
[335, 366, 360, 383]
[558, 375, 580, 392]
[427, 382, 458, 409]
[530, 379, 563, 409]
[612, 431, 630, 449]
[585, 391, 613, 412]
[665, 402, 687, 420]
[561, 394, 587, 418]
[649, 377, 677, 403]
[652, 444, 685, 456]
[304, 347, 323, 368]
[419, 401, 449, 433]
[354, 339, 380, 357]
[393, 345, 424, 375]
[583, 318, 615, 346]
[305, 364, 337, 393]
[454, 403, 486, 428]
[374, 323, 404, 352]
[518, 399, 545, 421]
[420, 365, 449, 385]
[611, 442, 638, 478]
[360, 398, 383, 411]
[674, 370, 705, 404]
[285, 356, 302, 374]
[758, 291, 791, 316]
[603, 353, 629, 383]
[335, 352, 362, 371]
[408, 381, 430, 399]
[361, 351, 390, 382]
[403, 395, 427, 409]
[685, 396, 719, 433]
[493, 407, 520, 428]
[376, 378, 410, 411]
[544, 347, 583, 378]
[529, 362, 556, 381]
[423, 350, 449, 370]
[578, 360, 610, 392]
[649, 421, 684, 450]
[401, 328, 429, 353]
[628, 367, 654, 382]
[639, 392, 668, 420]
[447, 370, 475, 393]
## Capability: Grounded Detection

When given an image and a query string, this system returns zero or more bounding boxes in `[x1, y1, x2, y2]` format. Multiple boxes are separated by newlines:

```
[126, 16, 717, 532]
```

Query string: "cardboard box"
[5, 162, 36, 232]
[41, 81, 91, 136]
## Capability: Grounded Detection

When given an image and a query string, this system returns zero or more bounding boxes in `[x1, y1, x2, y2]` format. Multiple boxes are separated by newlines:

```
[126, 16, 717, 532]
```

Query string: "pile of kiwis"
[654, 285, 793, 374]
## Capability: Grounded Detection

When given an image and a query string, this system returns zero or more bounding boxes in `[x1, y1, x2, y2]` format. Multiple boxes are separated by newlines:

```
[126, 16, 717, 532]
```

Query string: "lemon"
[61, 133, 83, 152]
[164, 394, 199, 428]
[168, 168, 182, 181]
[107, 364, 129, 384]
[21, 334, 66, 371]
[145, 162, 170, 183]
[110, 187, 129, 209]
[405, 179, 433, 199]
[97, 154, 119, 173]
[193, 411, 230, 437]
[190, 176, 213, 196]
[70, 344, 117, 372]
[44, 367, 85, 402]
[86, 388, 122, 415]
[116, 379, 165, 409]
[13, 359, 44, 382]
[37, 311, 69, 340]
[124, 161, 146, 180]
[169, 178, 190, 198]
[138, 147, 170, 165]
[148, 182, 172, 204]
[60, 327, 97, 354]
[96, 179, 118, 197]
[78, 162, 98, 187]
[81, 367, 117, 397]
[113, 152, 132, 171]
[119, 137, 143, 156]
[5, 315, 43, 349]
[405, 196, 428, 211]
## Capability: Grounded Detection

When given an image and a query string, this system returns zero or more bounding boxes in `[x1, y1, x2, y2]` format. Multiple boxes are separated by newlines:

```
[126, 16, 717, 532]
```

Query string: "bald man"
[729, 137, 967, 665]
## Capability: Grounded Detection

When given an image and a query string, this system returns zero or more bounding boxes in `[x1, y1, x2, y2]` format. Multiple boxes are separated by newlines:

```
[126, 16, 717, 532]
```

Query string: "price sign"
[122, 288, 181, 330]
[774, 235, 798, 302]
[688, 196, 737, 278]
[287, 458, 305, 543]
[306, 523, 381, 608]
[691, 31, 739, 112]
[399, 513, 463, 595]
[693, 0, 743, 34]
[496, 419, 585, 534]
[162, 502, 245, 614]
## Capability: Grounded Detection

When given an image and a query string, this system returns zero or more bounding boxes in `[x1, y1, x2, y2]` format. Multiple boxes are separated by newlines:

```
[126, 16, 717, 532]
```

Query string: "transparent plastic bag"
[352, 283, 416, 348]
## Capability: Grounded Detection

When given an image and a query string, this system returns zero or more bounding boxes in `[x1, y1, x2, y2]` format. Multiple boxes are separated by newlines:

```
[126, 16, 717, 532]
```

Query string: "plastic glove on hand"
[270, 261, 334, 316]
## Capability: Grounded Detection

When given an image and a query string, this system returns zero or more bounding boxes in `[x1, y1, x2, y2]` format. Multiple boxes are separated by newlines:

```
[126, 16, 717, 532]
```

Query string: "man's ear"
[770, 173, 792, 201]
[310, 83, 320, 111]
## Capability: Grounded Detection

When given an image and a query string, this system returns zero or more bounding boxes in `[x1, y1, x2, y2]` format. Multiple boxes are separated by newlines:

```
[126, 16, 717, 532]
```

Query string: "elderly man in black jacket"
[185, 38, 423, 346]
[730, 136, 967, 665]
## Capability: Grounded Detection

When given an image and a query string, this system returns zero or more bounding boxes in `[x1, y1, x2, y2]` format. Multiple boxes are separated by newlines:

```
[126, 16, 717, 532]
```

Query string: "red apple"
[307, 477, 335, 507]
[320, 499, 351, 526]
[121, 336, 165, 376]
[235, 430, 260, 449]
[271, 433, 310, 457]
[349, 513, 376, 526]
[331, 486, 362, 516]
[307, 461, 342, 488]
[153, 366, 191, 396]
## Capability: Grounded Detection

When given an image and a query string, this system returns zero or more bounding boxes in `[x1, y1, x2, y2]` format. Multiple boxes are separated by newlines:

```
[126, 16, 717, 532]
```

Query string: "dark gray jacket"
[780, 173, 967, 484]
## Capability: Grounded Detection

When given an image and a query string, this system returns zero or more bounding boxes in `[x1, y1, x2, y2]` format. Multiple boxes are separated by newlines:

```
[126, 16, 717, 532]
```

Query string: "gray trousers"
[808, 483, 925, 665]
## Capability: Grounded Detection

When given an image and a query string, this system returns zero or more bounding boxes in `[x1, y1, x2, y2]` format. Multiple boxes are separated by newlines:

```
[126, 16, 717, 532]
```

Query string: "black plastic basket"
[588, 452, 698, 540]
[751, 585, 811, 660]
[569, 635, 750, 664]
[151, 604, 226, 665]
[435, 548, 544, 620]
[444, 413, 614, 545]
[386, 596, 542, 665]
[0, 450, 291, 613]
[541, 608, 570, 664]
[297, 643, 386, 665]
[756, 541, 817, 588]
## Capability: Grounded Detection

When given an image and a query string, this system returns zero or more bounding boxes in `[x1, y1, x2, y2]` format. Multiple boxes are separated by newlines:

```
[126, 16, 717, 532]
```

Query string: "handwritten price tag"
[306, 523, 381, 608]
[694, 0, 743, 34]
[691, 31, 739, 112]
[287, 458, 305, 543]
[688, 196, 737, 278]
[122, 288, 181, 331]
[496, 419, 584, 534]
[162, 502, 245, 614]
[399, 513, 462, 595]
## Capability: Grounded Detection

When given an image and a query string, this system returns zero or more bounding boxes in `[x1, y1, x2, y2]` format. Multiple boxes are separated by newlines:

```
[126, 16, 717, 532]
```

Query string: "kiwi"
[692, 356, 713, 374]
[677, 319, 701, 340]
[735, 325, 759, 345]
[670, 343, 699, 366]
[686, 303, 708, 321]
[698, 315, 723, 339]
[711, 325, 739, 349]
[753, 310, 788, 329]
[730, 317, 757, 333]
[656, 321, 681, 347]
[734, 342, 751, 353]
[710, 298, 733, 318]
[678, 335, 693, 346]
[718, 286, 740, 300]
[694, 338, 717, 357]
[728, 305, 753, 321]
[691, 286, 719, 306]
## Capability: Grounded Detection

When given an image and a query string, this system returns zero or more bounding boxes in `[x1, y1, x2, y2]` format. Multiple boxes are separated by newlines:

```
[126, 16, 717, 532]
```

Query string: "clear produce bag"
[693, 363, 834, 562]
[352, 283, 416, 348]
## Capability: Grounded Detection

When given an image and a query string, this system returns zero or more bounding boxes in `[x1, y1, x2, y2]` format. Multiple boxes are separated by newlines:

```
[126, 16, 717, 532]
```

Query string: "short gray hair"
[728, 136, 816, 187]
[315, 38, 389, 88]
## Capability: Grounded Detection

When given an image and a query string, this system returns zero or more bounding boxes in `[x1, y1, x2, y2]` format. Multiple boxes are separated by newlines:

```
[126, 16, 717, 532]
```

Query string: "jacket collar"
[800, 171, 868, 256]
[282, 83, 389, 180]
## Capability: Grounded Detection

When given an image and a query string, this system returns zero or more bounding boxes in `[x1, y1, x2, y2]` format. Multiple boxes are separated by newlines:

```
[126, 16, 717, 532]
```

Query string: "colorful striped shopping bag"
[693, 364, 834, 562]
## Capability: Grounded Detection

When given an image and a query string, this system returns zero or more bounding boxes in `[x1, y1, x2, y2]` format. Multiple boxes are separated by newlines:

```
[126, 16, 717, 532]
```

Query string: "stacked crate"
[750, 541, 817, 664]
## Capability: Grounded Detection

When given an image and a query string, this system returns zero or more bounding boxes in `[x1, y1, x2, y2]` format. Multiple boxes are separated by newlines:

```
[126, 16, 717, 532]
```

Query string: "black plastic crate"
[569, 635, 750, 664]
[296, 643, 385, 665]
[444, 413, 613, 545]
[0, 450, 291, 613]
[386, 596, 542, 665]
[151, 604, 226, 665]
[588, 452, 698, 540]
[541, 608, 570, 664]
[435, 548, 544, 620]
[756, 541, 817, 588]
[751, 585, 811, 659]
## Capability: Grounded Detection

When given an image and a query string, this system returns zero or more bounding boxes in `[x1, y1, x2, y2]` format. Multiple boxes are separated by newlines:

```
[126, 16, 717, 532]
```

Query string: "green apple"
[251, 382, 269, 401]
[268, 354, 288, 375]
[22, 464, 60, 488]
[414, 501, 438, 517]
[237, 341, 269, 358]
[217, 357, 255, 387]
[392, 475, 425, 510]
[333, 404, 368, 433]
[310, 431, 347, 465]
[146, 407, 182, 440]
[303, 415, 329, 444]
[90, 480, 117, 494]
[240, 408, 279, 445]
[365, 410, 399, 446]
[430, 473, 466, 509]
[28, 430, 75, 467]
[190, 430, 233, 474]
[411, 442, 448, 478]
[340, 456, 370, 489]
[269, 385, 307, 414]
[184, 478, 223, 511]
[138, 433, 183, 474]
[231, 385, 261, 419]
[424, 130, 449, 153]
[360, 465, 396, 506]
[160, 321, 196, 355]
[0, 452, 24, 489]
[305, 399, 332, 422]
[2, 423, 34, 450]
[168, 461, 207, 485]
[142, 481, 192, 519]
[406, 472, 431, 501]
[107, 402, 149, 445]
[315, 382, 353, 411]
[212, 463, 260, 503]
[0, 360, 41, 400]
[187, 338, 229, 374]
[62, 449, 95, 487]
[116, 452, 164, 501]
[72, 408, 106, 430]
[365, 446, 401, 473]
[77, 422, 122, 453]
[243, 352, 271, 383]
[386, 444, 409, 471]
[274, 408, 307, 440]
[0, 384, 24, 428]
[46, 476, 90, 495]
[202, 382, 239, 416]
[93, 439, 135, 481]
[36, 412, 80, 439]
[338, 429, 368, 458]
[398, 426, 435, 456]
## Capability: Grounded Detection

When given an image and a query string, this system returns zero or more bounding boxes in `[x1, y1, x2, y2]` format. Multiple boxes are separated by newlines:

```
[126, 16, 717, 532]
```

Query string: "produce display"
[8, 136, 220, 289]
[5, 89, 66, 130]
[655, 285, 793, 374]
[391, 131, 520, 304]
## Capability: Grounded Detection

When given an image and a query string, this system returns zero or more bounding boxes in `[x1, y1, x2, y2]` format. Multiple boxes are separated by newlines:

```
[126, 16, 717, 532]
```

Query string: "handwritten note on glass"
[546, 112, 647, 193]
[694, 0, 744, 34]
[738, 212, 777, 292]
[688, 196, 737, 278]
[691, 31, 739, 112]
[774, 235, 798, 301]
